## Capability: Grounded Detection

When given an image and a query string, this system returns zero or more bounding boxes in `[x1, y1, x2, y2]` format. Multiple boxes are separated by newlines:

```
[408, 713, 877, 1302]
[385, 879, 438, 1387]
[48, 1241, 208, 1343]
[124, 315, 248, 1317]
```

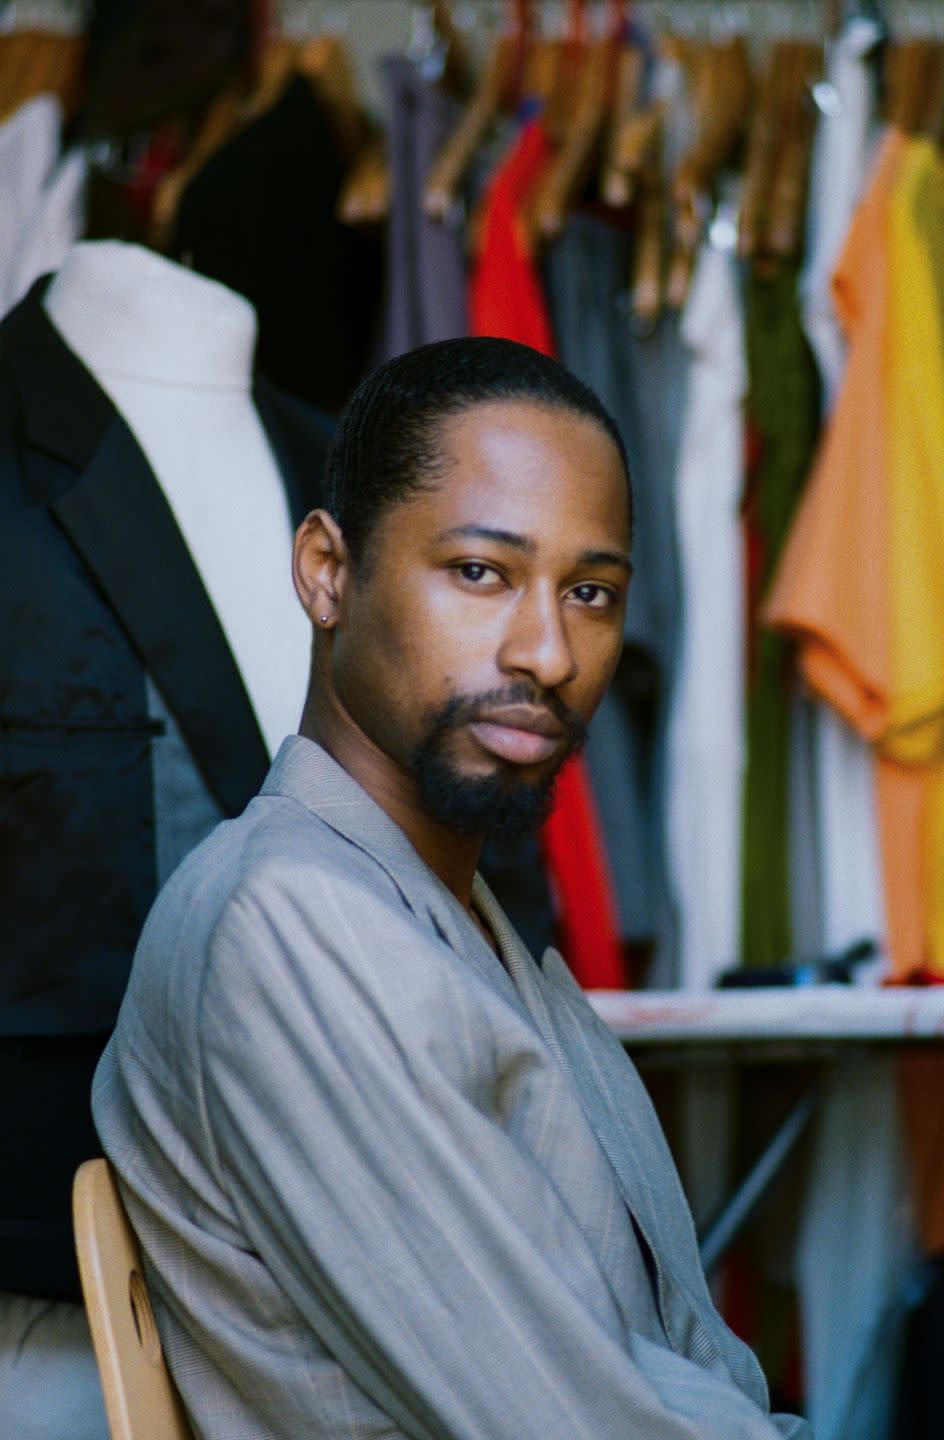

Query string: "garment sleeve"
[198, 865, 795, 1440]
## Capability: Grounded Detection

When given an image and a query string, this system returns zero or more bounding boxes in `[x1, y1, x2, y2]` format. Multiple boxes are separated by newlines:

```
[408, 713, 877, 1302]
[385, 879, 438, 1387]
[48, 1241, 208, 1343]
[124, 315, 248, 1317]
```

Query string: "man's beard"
[409, 683, 588, 841]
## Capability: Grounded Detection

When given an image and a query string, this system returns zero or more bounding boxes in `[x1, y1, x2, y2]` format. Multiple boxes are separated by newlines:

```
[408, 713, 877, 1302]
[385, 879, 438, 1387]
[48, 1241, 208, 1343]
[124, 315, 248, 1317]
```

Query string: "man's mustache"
[424, 683, 588, 753]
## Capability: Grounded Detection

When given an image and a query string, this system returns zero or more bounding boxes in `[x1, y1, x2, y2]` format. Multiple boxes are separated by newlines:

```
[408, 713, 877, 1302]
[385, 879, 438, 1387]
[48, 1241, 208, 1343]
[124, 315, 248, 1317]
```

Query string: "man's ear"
[292, 509, 349, 630]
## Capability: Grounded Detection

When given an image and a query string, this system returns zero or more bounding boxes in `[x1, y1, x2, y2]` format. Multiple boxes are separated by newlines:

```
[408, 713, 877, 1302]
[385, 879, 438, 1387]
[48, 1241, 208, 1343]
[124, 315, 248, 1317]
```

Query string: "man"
[93, 338, 810, 1440]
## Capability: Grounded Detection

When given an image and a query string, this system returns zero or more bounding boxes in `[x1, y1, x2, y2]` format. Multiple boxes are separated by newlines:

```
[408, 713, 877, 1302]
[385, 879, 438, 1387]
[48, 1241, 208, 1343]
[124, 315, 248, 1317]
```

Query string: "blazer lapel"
[52, 416, 270, 816]
[535, 947, 734, 1375]
[376, 830, 728, 1376]
[474, 879, 702, 1316]
[9, 283, 269, 816]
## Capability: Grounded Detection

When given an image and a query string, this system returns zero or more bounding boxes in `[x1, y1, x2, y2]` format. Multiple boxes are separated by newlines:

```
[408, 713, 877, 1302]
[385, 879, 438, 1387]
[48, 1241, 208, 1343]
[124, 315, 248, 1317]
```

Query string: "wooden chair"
[73, 1159, 194, 1440]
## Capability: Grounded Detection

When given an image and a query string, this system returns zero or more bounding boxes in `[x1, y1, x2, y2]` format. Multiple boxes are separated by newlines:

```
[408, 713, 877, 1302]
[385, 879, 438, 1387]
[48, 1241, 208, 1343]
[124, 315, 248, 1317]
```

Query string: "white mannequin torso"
[44, 240, 310, 758]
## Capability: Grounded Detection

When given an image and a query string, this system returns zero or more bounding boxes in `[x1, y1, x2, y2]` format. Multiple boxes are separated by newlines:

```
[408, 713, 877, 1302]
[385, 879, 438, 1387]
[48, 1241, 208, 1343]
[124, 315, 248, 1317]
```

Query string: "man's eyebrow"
[434, 524, 537, 553]
[577, 548, 633, 574]
[435, 527, 632, 574]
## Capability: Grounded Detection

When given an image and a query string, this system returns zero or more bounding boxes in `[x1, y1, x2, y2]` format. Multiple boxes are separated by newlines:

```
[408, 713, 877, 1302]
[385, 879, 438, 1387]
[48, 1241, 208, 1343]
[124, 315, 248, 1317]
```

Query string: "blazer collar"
[261, 736, 550, 1025]
[5, 276, 113, 469]
[6, 280, 270, 815]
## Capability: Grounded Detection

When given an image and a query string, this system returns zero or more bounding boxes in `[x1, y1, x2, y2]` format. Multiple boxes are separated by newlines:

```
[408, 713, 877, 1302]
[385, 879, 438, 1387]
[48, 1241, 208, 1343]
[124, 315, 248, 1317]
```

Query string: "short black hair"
[325, 336, 632, 567]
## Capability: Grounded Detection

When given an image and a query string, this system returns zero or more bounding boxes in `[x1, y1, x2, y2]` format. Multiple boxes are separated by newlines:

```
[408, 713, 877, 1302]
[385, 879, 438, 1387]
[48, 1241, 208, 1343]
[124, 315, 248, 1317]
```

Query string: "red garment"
[468, 118, 626, 989]
[469, 120, 556, 350]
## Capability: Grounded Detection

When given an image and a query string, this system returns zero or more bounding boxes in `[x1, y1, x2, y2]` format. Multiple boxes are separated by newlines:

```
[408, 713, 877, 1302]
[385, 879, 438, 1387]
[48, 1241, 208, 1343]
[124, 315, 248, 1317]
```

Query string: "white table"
[589, 984, 944, 1046]
[588, 986, 944, 1269]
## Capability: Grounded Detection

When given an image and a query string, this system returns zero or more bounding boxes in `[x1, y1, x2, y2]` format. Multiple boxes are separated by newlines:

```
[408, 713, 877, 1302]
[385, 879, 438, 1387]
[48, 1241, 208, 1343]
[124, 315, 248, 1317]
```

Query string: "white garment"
[795, 24, 907, 1440]
[0, 1292, 107, 1440]
[11, 145, 87, 309]
[0, 94, 86, 319]
[667, 241, 747, 991]
[44, 242, 311, 759]
[801, 19, 882, 415]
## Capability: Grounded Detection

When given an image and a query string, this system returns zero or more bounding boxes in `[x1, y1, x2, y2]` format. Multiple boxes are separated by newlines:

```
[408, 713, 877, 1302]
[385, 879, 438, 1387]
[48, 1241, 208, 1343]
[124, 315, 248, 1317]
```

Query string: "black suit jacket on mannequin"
[0, 279, 333, 1298]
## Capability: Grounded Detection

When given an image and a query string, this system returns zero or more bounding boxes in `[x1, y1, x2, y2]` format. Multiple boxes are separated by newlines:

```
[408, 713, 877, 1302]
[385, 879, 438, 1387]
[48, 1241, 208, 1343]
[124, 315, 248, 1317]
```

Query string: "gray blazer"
[93, 736, 810, 1440]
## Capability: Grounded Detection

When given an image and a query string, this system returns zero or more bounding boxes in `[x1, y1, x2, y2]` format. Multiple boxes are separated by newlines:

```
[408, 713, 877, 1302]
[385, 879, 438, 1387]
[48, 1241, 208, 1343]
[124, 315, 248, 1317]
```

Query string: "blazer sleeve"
[197, 864, 795, 1440]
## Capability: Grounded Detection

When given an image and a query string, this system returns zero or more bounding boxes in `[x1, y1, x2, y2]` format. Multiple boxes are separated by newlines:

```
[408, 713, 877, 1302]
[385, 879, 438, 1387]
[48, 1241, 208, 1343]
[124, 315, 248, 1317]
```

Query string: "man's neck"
[300, 696, 482, 912]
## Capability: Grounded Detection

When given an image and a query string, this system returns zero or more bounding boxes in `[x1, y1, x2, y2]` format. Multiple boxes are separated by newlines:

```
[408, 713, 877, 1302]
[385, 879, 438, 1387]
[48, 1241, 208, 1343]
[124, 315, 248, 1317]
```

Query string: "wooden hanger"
[605, 98, 662, 208]
[298, 33, 367, 159]
[766, 40, 822, 260]
[340, 0, 472, 227]
[0, 33, 30, 119]
[599, 43, 646, 206]
[150, 79, 248, 247]
[738, 39, 791, 258]
[463, 32, 562, 258]
[0, 29, 83, 123]
[676, 36, 751, 245]
[246, 35, 300, 119]
[530, 0, 616, 241]
[667, 35, 751, 307]
[631, 134, 666, 323]
[426, 0, 473, 98]
[149, 34, 294, 249]
[886, 37, 937, 134]
[920, 42, 944, 145]
[423, 34, 516, 220]
[337, 137, 391, 224]
[423, 0, 533, 225]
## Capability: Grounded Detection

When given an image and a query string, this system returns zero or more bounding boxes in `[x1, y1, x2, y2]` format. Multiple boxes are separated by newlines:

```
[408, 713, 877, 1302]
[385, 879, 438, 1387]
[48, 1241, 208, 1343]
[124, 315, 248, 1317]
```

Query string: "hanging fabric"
[378, 52, 468, 360]
[740, 264, 821, 967]
[667, 235, 747, 990]
[469, 114, 626, 989]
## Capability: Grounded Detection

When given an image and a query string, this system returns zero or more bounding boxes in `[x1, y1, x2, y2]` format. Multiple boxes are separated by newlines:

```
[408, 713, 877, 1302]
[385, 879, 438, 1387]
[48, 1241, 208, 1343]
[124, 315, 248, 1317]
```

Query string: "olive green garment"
[742, 262, 822, 967]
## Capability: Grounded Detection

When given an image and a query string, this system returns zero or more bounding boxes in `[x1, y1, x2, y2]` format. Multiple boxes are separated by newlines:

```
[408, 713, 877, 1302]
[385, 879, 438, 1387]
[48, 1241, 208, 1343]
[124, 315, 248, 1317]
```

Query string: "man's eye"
[569, 583, 613, 608]
[456, 561, 498, 584]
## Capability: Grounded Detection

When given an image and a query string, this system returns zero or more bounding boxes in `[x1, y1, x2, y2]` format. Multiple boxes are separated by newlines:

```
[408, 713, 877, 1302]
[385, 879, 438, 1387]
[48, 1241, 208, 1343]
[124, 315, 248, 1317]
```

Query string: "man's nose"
[497, 585, 577, 691]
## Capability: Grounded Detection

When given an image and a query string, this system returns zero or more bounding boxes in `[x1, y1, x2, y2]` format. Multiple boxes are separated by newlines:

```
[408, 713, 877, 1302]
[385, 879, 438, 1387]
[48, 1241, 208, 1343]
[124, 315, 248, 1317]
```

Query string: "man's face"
[330, 399, 631, 838]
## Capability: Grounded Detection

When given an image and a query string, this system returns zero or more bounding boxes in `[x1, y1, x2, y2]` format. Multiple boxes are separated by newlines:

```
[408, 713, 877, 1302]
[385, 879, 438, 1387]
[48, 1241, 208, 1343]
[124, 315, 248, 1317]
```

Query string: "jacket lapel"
[52, 416, 270, 816]
[476, 880, 707, 1310]
[471, 876, 731, 1375]
[9, 282, 269, 816]
[534, 947, 739, 1379]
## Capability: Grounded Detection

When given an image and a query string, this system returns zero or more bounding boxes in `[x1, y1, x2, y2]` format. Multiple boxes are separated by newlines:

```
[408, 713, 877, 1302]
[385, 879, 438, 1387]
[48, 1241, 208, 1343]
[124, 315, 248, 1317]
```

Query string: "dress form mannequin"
[44, 241, 311, 758]
[0, 244, 333, 1440]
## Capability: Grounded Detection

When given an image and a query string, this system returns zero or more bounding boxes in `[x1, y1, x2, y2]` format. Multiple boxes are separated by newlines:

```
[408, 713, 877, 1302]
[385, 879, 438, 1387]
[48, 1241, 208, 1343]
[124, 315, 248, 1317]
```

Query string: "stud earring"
[320, 614, 329, 624]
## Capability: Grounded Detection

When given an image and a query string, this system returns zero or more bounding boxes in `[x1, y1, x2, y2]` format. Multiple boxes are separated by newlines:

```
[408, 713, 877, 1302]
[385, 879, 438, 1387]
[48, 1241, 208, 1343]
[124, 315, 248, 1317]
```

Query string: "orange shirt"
[764, 130, 905, 737]
[762, 132, 943, 975]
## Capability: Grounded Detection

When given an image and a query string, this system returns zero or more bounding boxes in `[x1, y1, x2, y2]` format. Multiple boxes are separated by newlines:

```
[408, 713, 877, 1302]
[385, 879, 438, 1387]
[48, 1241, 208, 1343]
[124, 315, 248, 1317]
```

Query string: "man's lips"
[466, 706, 564, 765]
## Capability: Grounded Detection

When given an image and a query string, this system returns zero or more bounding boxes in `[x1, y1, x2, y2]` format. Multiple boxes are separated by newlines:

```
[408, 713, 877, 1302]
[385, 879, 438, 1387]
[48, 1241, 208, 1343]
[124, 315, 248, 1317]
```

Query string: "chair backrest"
[73, 1159, 195, 1440]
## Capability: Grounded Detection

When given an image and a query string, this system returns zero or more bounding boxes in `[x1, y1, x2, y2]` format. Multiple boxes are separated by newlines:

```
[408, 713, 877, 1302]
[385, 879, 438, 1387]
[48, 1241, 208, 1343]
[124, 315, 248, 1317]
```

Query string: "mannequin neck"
[44, 241, 257, 391]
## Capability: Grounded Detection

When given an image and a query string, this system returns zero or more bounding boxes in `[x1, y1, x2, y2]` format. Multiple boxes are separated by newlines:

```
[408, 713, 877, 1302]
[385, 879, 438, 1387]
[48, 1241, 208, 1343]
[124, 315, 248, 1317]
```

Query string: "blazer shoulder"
[136, 791, 411, 979]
